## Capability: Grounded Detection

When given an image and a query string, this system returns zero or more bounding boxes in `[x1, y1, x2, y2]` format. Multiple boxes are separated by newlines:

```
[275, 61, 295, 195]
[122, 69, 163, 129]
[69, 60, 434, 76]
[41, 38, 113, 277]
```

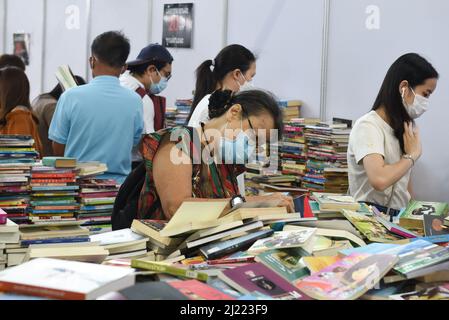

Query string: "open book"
[55, 65, 78, 91]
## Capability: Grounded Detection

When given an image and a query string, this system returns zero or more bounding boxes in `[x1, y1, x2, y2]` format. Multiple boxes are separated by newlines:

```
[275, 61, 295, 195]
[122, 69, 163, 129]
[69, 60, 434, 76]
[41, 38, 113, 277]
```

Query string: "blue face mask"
[219, 120, 257, 165]
[150, 70, 168, 94]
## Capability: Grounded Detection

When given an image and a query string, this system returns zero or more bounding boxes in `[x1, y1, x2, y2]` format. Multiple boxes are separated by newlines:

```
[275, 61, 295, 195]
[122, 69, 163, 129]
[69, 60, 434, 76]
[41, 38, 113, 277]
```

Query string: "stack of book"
[77, 179, 119, 234]
[303, 122, 351, 192]
[278, 100, 302, 122]
[89, 228, 149, 261]
[29, 165, 79, 223]
[0, 219, 20, 268]
[165, 107, 178, 128]
[281, 120, 308, 180]
[172, 99, 192, 126]
[0, 258, 135, 300]
[0, 135, 39, 224]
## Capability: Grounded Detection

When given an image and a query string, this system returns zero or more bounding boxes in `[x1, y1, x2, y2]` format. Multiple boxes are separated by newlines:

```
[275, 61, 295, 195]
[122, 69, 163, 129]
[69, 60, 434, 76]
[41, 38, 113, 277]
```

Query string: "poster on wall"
[162, 3, 194, 48]
[13, 33, 30, 66]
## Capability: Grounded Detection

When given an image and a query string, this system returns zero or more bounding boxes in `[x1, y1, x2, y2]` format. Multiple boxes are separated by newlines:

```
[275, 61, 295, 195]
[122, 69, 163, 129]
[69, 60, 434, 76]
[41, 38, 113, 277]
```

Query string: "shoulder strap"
[135, 87, 147, 99]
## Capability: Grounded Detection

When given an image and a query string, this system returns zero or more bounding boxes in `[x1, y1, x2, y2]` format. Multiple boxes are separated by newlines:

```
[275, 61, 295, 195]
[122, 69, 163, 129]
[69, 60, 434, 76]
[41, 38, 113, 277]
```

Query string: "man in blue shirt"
[49, 31, 144, 183]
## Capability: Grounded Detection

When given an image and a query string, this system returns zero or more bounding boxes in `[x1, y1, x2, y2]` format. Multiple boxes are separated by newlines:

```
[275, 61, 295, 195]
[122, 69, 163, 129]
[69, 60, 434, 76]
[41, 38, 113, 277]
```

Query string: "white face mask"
[402, 87, 429, 119]
[237, 73, 254, 92]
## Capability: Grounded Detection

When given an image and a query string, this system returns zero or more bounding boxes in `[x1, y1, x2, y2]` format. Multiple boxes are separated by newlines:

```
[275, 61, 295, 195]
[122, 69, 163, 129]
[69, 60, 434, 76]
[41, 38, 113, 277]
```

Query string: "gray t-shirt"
[348, 111, 411, 209]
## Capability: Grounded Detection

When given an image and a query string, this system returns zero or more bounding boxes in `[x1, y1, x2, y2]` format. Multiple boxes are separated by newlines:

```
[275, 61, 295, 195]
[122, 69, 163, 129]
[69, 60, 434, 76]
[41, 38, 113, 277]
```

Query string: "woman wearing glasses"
[120, 44, 174, 168]
[137, 89, 294, 221]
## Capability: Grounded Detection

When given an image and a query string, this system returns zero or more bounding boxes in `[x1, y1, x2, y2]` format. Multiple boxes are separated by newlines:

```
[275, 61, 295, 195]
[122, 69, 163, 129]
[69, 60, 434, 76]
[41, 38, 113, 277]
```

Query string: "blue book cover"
[21, 236, 90, 246]
[340, 243, 400, 257]
[411, 235, 449, 244]
[31, 186, 79, 191]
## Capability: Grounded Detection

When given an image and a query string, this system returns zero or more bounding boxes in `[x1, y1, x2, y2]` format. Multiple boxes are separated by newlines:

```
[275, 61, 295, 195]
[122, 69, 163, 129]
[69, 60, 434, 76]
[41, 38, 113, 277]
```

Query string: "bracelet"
[403, 154, 415, 167]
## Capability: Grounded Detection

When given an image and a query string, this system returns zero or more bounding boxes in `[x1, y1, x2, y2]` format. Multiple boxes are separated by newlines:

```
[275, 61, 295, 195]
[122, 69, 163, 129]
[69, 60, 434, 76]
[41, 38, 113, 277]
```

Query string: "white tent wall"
[227, 0, 326, 118]
[326, 0, 449, 202]
[5, 0, 45, 100]
[43, 0, 90, 92]
[0, 0, 5, 53]
[1, 0, 448, 202]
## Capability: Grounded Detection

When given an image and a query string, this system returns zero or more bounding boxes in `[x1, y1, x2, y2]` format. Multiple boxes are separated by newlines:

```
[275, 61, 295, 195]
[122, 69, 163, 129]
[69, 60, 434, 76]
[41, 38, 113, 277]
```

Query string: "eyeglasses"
[242, 108, 259, 148]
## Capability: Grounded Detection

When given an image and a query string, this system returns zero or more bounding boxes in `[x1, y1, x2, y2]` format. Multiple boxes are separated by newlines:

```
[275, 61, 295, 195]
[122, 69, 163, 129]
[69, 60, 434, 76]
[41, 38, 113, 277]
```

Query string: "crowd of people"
[0, 30, 438, 222]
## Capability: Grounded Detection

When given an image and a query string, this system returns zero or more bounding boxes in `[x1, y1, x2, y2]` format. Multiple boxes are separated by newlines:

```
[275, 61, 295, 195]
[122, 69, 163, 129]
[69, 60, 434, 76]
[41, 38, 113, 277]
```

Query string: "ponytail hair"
[188, 44, 256, 122]
[208, 89, 284, 139]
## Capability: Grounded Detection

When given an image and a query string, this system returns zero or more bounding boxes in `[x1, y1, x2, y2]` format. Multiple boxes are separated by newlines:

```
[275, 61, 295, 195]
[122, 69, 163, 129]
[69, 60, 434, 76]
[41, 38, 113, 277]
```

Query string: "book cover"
[390, 284, 449, 300]
[341, 210, 401, 243]
[200, 229, 274, 260]
[118, 282, 188, 300]
[0, 258, 135, 300]
[255, 248, 309, 282]
[219, 263, 310, 300]
[169, 280, 235, 300]
[423, 215, 449, 237]
[400, 200, 449, 229]
[248, 229, 316, 255]
[302, 256, 341, 274]
[295, 253, 398, 300]
[131, 260, 209, 282]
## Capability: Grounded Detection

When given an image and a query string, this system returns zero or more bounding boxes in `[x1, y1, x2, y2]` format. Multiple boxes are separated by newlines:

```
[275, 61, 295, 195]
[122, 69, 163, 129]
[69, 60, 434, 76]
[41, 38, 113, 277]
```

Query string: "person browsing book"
[348, 53, 439, 215]
[49, 31, 144, 183]
[138, 89, 294, 221]
[0, 66, 43, 155]
[32, 76, 86, 157]
[187, 44, 257, 127]
[120, 44, 173, 169]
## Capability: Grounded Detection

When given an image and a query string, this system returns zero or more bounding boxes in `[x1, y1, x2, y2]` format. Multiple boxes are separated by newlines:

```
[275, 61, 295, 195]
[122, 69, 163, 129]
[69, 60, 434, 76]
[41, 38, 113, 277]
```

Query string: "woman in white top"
[188, 44, 257, 127]
[348, 53, 439, 215]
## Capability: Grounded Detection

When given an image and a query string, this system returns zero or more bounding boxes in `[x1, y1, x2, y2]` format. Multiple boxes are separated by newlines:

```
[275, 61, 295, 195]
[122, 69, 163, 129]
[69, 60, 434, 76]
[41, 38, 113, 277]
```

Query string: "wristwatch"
[230, 195, 246, 208]
[403, 154, 415, 166]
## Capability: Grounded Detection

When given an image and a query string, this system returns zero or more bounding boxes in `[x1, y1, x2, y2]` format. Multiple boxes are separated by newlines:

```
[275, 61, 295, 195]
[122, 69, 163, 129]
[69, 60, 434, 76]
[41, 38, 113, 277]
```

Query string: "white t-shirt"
[188, 94, 211, 128]
[347, 111, 411, 209]
[120, 71, 155, 162]
[120, 71, 155, 134]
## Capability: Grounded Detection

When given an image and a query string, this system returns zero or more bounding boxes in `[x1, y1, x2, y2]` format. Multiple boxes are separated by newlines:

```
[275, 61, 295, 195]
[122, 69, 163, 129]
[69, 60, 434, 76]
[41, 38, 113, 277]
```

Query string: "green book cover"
[400, 201, 449, 227]
[131, 259, 209, 282]
[255, 248, 310, 282]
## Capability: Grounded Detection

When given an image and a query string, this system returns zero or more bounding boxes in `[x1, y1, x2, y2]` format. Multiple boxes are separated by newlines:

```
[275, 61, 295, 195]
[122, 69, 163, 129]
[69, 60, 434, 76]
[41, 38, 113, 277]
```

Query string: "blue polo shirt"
[49, 76, 144, 183]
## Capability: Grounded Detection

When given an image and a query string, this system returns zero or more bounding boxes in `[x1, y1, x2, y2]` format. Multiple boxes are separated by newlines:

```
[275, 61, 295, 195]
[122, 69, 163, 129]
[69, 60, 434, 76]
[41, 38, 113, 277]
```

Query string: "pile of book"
[0, 135, 39, 224]
[278, 100, 302, 122]
[29, 159, 79, 224]
[77, 179, 119, 234]
[165, 99, 193, 128]
[280, 119, 308, 181]
[0, 218, 20, 269]
[0, 197, 448, 301]
[303, 122, 351, 193]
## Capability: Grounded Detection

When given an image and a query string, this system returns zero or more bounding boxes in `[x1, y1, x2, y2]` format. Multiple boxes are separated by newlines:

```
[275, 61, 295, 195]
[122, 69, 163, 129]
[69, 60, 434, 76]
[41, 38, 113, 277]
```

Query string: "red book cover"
[303, 196, 314, 218]
[220, 263, 311, 300]
[32, 174, 76, 179]
[31, 179, 77, 184]
[169, 280, 235, 300]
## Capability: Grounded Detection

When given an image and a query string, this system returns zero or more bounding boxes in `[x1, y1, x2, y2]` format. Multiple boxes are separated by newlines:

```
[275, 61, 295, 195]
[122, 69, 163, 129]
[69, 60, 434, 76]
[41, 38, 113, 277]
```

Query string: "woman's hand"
[246, 193, 296, 213]
[403, 122, 422, 162]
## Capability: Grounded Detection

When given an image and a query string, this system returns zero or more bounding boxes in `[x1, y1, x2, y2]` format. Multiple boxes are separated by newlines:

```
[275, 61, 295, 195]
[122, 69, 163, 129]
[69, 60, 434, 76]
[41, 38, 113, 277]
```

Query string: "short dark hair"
[91, 31, 130, 68]
[0, 54, 26, 71]
[128, 60, 169, 76]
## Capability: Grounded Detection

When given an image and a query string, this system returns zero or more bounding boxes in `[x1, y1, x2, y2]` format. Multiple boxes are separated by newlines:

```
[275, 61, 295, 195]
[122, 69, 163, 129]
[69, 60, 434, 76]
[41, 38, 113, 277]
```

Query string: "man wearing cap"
[121, 44, 173, 134]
